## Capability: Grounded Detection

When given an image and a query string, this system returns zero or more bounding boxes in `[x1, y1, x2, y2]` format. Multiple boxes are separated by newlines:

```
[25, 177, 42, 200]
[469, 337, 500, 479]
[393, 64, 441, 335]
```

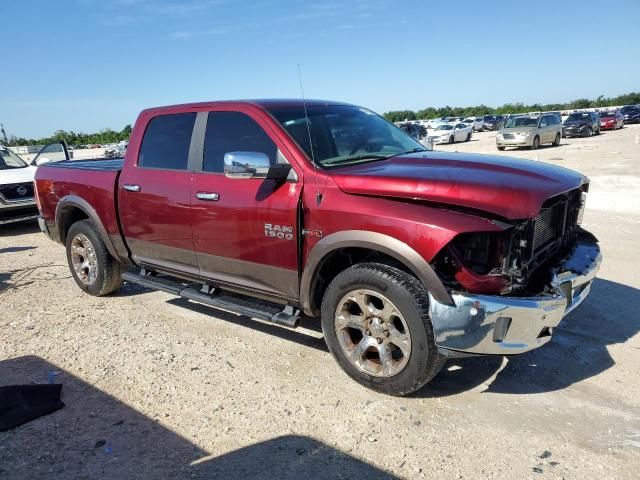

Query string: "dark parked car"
[482, 115, 504, 131]
[620, 105, 640, 124]
[397, 122, 425, 139]
[562, 112, 600, 138]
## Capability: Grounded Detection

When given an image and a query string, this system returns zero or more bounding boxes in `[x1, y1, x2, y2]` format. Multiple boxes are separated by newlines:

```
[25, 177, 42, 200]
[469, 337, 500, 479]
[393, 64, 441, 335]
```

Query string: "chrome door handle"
[123, 184, 141, 192]
[196, 192, 219, 201]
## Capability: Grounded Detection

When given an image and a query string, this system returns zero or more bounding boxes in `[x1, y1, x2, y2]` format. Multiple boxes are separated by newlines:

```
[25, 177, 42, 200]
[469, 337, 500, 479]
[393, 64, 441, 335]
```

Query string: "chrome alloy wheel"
[334, 289, 411, 377]
[70, 234, 98, 285]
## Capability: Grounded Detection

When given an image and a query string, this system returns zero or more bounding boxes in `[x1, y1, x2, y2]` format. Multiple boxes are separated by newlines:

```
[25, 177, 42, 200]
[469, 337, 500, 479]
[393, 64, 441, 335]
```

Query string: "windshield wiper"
[323, 147, 428, 167]
[322, 154, 391, 166]
[399, 148, 427, 155]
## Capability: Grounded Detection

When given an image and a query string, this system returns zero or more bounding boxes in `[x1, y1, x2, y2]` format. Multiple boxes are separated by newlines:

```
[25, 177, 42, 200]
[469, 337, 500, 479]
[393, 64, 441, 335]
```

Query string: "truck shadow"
[0, 220, 39, 237]
[116, 276, 636, 398]
[0, 356, 396, 479]
[167, 297, 328, 352]
[415, 278, 639, 397]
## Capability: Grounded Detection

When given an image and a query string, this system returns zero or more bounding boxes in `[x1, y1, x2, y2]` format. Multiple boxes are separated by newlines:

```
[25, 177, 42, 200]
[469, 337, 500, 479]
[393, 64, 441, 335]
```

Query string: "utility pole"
[0, 123, 7, 145]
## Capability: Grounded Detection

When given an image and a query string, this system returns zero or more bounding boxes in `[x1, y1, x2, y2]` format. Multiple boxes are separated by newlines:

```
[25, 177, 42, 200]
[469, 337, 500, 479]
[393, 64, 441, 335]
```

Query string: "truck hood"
[0, 165, 37, 184]
[330, 152, 587, 220]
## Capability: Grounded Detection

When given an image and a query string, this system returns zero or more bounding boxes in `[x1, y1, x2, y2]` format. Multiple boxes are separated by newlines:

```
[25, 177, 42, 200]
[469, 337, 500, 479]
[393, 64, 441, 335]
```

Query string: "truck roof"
[140, 99, 354, 116]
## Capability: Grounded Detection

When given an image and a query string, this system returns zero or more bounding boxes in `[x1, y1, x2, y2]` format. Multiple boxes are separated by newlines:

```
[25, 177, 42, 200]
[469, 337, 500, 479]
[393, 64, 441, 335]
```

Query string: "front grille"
[0, 182, 34, 201]
[532, 204, 562, 250]
[502, 133, 516, 139]
[531, 189, 582, 254]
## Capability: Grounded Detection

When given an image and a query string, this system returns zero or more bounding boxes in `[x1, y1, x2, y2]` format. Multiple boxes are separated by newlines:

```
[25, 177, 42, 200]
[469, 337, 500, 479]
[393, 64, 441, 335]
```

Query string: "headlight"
[577, 192, 587, 224]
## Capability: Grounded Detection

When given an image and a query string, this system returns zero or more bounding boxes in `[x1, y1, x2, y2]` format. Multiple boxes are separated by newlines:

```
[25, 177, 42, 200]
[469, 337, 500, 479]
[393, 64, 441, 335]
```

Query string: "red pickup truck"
[34, 100, 601, 396]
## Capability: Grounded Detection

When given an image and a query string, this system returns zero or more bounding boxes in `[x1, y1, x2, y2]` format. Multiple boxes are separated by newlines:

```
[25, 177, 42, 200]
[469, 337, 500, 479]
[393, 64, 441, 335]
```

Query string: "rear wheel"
[531, 136, 540, 150]
[497, 146, 505, 151]
[66, 219, 123, 296]
[321, 263, 445, 396]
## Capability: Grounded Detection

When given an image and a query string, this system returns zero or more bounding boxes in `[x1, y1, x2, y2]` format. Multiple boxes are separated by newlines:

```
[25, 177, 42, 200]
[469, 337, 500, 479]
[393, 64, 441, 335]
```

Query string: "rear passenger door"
[190, 110, 302, 300]
[118, 112, 199, 274]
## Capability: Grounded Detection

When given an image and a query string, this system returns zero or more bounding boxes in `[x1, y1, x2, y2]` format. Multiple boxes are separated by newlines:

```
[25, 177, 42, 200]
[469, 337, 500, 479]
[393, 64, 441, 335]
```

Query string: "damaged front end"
[429, 186, 601, 356]
[432, 187, 589, 296]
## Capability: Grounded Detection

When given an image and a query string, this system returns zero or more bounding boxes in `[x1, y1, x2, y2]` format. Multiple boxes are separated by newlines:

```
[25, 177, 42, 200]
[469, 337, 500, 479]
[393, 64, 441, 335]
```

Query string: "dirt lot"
[1, 125, 639, 479]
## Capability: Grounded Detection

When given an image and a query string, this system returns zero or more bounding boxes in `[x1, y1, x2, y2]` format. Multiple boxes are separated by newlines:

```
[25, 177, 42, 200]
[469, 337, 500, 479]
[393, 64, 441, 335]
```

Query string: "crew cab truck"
[34, 100, 602, 396]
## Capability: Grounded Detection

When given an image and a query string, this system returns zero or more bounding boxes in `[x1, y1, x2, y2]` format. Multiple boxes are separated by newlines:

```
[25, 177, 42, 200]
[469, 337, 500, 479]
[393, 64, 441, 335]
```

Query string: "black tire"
[66, 219, 123, 296]
[586, 127, 593, 137]
[553, 133, 561, 146]
[497, 146, 505, 151]
[531, 136, 540, 150]
[321, 263, 446, 396]
[465, 132, 471, 142]
[449, 135, 454, 144]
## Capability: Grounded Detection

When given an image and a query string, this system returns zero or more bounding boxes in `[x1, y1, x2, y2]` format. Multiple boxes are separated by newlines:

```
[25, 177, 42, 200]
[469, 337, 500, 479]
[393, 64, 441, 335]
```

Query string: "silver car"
[496, 114, 562, 150]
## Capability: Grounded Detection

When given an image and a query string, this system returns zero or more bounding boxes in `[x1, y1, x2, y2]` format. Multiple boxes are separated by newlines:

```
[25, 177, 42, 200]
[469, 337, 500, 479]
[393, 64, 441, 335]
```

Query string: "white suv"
[0, 147, 38, 225]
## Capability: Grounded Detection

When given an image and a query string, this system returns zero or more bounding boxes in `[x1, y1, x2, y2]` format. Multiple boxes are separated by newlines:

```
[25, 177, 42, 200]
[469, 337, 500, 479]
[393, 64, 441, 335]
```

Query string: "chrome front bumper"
[429, 236, 602, 355]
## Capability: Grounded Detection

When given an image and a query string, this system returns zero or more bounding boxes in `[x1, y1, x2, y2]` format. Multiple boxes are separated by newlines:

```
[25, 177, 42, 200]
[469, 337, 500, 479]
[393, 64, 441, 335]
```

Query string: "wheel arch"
[300, 230, 453, 316]
[55, 195, 120, 260]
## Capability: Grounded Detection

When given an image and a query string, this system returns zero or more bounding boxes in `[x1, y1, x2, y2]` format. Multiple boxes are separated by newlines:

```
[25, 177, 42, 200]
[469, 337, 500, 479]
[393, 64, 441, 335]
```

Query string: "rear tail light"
[33, 180, 41, 210]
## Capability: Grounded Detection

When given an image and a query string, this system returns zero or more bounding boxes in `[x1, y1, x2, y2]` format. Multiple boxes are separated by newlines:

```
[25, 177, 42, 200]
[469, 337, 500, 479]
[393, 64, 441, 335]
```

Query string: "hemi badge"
[302, 228, 323, 238]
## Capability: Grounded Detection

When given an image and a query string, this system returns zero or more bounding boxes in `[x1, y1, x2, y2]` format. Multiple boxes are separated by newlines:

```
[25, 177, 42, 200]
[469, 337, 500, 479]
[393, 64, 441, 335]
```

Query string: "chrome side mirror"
[224, 151, 270, 179]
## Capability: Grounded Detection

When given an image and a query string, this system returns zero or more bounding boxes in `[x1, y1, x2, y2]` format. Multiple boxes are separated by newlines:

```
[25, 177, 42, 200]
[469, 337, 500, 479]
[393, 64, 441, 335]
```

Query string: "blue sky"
[1, 0, 639, 138]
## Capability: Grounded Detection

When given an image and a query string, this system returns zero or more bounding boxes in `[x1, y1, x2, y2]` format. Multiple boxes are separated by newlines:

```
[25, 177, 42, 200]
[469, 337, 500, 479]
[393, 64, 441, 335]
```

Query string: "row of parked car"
[396, 104, 640, 149]
[496, 105, 640, 150]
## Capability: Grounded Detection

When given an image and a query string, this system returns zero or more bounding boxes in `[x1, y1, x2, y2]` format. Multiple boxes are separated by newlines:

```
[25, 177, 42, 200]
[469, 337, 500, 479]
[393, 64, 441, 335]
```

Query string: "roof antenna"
[297, 64, 322, 206]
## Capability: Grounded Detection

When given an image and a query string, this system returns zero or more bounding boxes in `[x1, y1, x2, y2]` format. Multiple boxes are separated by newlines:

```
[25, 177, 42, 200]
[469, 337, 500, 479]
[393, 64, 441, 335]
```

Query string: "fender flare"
[300, 230, 454, 315]
[55, 195, 120, 260]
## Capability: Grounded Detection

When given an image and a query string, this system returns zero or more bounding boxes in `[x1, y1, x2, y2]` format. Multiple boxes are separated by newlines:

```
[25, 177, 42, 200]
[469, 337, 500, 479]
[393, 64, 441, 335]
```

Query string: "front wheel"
[531, 136, 540, 150]
[553, 133, 561, 146]
[449, 135, 454, 144]
[66, 219, 123, 296]
[497, 146, 505, 151]
[321, 263, 445, 396]
[466, 132, 471, 142]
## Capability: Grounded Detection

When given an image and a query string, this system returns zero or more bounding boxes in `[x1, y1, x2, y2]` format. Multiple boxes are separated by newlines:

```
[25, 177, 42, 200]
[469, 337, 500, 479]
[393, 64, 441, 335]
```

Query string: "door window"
[539, 117, 549, 127]
[138, 113, 196, 170]
[33, 143, 69, 164]
[203, 112, 278, 173]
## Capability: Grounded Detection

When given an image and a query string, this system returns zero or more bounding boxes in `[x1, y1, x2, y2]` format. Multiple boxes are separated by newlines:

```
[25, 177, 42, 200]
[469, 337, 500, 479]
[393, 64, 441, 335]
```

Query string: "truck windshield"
[0, 147, 29, 170]
[268, 105, 425, 168]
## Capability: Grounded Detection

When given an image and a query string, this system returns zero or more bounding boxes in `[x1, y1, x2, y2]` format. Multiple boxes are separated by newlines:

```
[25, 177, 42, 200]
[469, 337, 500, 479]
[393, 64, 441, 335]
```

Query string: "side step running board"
[121, 271, 302, 328]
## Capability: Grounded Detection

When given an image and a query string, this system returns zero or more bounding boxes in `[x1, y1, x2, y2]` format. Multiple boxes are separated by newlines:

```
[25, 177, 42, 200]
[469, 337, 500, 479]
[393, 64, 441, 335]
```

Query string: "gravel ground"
[1, 125, 639, 479]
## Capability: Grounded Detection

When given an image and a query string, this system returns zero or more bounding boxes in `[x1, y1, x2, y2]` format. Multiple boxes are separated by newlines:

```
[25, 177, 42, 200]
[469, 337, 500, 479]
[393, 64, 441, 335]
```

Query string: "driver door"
[190, 109, 302, 300]
[32, 142, 71, 166]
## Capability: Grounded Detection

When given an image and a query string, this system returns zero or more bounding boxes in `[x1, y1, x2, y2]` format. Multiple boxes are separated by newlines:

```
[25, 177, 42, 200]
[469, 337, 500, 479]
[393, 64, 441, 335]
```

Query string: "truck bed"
[42, 158, 124, 171]
[35, 158, 124, 248]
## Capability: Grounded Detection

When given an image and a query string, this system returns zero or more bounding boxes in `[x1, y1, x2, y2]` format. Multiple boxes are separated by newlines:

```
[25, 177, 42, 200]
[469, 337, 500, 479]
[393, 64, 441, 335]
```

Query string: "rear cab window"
[138, 113, 196, 170]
